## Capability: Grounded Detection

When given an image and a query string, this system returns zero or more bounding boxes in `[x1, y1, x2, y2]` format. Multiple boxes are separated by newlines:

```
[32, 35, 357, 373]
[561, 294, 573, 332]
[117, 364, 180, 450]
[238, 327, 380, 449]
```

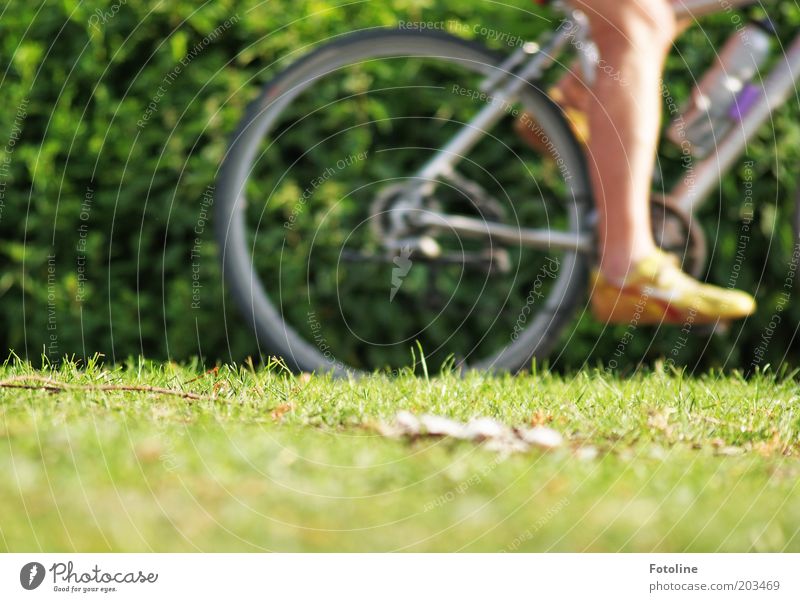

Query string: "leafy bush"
[1, 0, 799, 371]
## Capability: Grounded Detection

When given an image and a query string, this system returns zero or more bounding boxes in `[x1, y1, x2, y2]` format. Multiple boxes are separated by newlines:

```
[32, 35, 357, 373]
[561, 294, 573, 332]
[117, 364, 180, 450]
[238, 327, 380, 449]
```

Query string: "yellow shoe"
[515, 87, 590, 154]
[549, 87, 590, 145]
[590, 250, 756, 325]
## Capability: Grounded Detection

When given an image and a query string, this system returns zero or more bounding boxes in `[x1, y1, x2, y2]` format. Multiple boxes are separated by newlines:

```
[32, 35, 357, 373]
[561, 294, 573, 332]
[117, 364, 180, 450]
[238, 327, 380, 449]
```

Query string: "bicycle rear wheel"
[216, 28, 594, 374]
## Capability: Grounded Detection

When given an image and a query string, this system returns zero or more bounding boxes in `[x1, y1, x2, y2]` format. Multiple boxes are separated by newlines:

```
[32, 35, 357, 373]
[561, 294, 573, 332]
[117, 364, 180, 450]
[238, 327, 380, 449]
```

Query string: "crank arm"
[414, 211, 592, 254]
[340, 247, 511, 272]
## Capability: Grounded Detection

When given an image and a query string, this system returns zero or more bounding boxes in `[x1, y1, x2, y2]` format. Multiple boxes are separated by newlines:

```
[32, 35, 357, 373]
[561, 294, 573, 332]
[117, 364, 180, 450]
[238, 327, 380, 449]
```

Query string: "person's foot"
[515, 87, 590, 154]
[590, 250, 756, 325]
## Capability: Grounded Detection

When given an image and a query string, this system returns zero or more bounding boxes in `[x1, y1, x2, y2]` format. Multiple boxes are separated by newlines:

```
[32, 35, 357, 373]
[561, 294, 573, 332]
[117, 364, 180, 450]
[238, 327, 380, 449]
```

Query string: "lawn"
[1, 358, 798, 552]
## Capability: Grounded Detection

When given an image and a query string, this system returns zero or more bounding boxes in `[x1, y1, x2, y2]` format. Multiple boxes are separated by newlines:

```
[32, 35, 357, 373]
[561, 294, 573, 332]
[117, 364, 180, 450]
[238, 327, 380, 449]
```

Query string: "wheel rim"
[217, 31, 592, 373]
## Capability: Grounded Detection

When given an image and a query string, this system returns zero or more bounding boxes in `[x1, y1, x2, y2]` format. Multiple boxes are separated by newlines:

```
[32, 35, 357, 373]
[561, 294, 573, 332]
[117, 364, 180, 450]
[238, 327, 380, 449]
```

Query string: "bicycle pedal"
[482, 248, 512, 274]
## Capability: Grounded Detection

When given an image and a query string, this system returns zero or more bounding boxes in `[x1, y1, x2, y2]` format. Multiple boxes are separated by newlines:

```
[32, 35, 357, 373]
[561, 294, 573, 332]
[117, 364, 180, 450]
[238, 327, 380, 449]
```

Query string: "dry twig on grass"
[0, 375, 209, 402]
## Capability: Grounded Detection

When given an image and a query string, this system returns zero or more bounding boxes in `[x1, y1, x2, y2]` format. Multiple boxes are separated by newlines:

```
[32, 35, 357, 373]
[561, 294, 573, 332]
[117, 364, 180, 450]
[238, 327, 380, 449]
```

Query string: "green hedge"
[1, 0, 799, 371]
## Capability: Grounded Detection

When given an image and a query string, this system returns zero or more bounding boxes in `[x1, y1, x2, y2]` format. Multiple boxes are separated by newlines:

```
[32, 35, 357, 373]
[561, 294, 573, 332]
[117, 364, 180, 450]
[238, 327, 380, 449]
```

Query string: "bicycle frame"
[669, 1, 800, 213]
[413, 0, 800, 253]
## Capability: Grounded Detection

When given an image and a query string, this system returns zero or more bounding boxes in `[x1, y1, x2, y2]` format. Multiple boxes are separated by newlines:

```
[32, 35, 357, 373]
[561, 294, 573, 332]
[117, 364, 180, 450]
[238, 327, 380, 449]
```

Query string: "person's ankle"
[598, 248, 658, 282]
[597, 262, 632, 283]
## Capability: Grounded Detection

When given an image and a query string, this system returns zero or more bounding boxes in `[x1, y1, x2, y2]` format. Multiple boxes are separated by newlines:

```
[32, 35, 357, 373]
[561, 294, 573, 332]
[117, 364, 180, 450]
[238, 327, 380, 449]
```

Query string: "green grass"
[1, 358, 799, 552]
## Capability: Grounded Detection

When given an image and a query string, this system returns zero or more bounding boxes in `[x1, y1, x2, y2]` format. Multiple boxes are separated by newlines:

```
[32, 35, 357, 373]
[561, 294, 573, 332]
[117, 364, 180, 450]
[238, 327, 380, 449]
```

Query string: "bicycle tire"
[215, 28, 594, 374]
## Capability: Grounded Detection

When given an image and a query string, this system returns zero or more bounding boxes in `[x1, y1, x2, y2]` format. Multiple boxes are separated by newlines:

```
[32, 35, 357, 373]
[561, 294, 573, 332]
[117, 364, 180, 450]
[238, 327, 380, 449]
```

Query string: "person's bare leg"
[516, 15, 689, 197]
[521, 4, 755, 324]
[550, 18, 690, 118]
[573, 0, 677, 281]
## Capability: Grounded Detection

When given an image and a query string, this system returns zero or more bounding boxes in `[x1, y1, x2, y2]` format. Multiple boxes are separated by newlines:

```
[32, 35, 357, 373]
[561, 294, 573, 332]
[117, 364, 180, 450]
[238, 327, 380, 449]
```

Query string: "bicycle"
[216, 0, 794, 375]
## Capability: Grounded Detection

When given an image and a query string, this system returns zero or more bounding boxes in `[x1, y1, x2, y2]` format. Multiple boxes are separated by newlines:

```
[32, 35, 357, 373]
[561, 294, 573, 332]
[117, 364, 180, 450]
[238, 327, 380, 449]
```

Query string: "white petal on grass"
[375, 411, 420, 438]
[484, 437, 531, 455]
[463, 417, 512, 441]
[574, 446, 599, 461]
[519, 426, 564, 449]
[419, 414, 467, 438]
[375, 422, 404, 438]
[395, 410, 421, 435]
[376, 412, 568, 456]
[716, 446, 744, 456]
